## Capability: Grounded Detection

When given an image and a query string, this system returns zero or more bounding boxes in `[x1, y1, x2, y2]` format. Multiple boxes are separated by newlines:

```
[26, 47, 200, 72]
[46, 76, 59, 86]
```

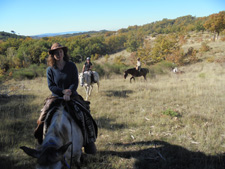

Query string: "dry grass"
[1, 60, 224, 168]
[82, 61, 225, 168]
[1, 32, 225, 168]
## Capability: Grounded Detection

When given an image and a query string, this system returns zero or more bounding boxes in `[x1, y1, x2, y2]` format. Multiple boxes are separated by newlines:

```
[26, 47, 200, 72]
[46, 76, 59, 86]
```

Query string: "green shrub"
[94, 63, 128, 78]
[162, 109, 180, 117]
[29, 64, 46, 77]
[199, 73, 206, 78]
[11, 64, 47, 80]
[94, 64, 105, 77]
[13, 70, 36, 80]
[149, 61, 174, 75]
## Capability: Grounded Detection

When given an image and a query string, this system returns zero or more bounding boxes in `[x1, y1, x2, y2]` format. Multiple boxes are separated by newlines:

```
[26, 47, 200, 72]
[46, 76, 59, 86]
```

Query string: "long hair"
[47, 49, 69, 68]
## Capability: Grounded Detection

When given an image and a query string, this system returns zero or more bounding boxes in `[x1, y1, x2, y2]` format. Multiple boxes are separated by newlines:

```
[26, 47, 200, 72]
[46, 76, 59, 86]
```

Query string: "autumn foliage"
[0, 11, 224, 78]
[204, 11, 225, 40]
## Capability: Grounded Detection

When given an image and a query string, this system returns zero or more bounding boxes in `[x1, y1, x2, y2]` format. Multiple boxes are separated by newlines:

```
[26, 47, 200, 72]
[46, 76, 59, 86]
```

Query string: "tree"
[151, 34, 179, 62]
[204, 11, 225, 40]
[125, 39, 139, 52]
[137, 40, 152, 65]
[195, 17, 207, 33]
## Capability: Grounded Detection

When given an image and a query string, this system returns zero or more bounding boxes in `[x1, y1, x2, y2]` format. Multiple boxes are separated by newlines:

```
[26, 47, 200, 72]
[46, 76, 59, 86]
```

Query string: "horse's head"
[20, 142, 72, 169]
[124, 71, 128, 79]
[21, 105, 83, 169]
[79, 73, 84, 87]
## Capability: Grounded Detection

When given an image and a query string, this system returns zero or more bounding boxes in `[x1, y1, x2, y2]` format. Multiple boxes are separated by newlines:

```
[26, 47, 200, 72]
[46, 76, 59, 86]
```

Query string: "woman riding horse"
[34, 43, 97, 154]
[82, 57, 96, 83]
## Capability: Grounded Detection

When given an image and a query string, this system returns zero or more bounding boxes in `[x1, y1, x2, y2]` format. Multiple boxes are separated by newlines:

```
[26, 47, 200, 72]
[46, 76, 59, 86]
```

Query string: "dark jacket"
[47, 61, 78, 97]
[84, 62, 92, 71]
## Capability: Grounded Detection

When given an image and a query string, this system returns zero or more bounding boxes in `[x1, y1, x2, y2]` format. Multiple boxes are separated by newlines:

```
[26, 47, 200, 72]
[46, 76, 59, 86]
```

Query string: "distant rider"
[136, 58, 141, 72]
[82, 57, 95, 83]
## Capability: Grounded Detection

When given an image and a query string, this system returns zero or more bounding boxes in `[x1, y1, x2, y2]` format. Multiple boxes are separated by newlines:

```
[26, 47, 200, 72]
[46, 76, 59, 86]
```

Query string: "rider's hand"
[63, 94, 70, 101]
[62, 89, 72, 96]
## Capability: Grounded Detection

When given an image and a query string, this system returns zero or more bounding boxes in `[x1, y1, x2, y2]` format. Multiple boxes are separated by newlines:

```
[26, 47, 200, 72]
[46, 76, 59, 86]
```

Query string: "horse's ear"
[57, 142, 72, 155]
[20, 146, 41, 158]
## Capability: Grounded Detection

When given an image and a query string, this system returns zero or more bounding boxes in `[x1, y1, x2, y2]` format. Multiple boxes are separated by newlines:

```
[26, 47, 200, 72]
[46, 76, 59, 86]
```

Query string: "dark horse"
[124, 68, 149, 83]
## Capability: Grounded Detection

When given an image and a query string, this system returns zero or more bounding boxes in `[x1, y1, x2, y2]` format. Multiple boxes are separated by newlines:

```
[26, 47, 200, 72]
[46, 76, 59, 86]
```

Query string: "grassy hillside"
[0, 32, 225, 168]
[97, 31, 225, 68]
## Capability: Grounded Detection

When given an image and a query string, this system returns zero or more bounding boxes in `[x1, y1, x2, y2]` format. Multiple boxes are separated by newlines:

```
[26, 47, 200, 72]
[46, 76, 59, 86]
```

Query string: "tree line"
[0, 11, 224, 77]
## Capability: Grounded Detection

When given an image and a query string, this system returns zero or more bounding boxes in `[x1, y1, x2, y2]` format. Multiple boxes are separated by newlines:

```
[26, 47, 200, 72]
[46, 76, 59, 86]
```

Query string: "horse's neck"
[43, 106, 70, 146]
[84, 73, 91, 84]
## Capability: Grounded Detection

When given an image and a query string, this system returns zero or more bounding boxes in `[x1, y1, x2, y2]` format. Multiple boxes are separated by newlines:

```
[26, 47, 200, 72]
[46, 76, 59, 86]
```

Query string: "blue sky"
[0, 0, 224, 36]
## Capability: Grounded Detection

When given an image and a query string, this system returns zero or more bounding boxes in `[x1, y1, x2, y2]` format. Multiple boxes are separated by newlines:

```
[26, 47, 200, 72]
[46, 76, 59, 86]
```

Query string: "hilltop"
[96, 31, 225, 67]
[31, 30, 110, 39]
[0, 31, 26, 40]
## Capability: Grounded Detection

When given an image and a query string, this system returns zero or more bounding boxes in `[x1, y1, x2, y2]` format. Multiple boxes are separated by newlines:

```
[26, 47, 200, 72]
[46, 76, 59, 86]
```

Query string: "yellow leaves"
[0, 69, 4, 76]
[40, 51, 47, 63]
[204, 11, 225, 34]
[8, 71, 12, 76]
[113, 55, 126, 65]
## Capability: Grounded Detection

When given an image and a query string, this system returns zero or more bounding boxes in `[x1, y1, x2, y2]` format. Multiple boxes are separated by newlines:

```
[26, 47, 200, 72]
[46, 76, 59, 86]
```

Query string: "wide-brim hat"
[49, 43, 68, 54]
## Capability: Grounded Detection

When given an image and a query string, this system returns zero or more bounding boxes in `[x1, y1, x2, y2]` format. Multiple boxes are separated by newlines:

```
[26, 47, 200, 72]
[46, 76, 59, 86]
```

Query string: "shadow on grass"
[3, 140, 225, 169]
[0, 94, 35, 103]
[104, 90, 133, 98]
[95, 117, 127, 130]
[0, 94, 38, 118]
[98, 140, 225, 169]
[0, 156, 36, 169]
[0, 94, 40, 169]
[0, 118, 37, 152]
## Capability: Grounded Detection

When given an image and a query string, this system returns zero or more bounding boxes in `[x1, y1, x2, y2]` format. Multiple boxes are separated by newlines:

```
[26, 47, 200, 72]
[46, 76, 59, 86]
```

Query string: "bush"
[198, 73, 206, 78]
[11, 64, 47, 80]
[13, 70, 36, 80]
[107, 64, 127, 74]
[149, 61, 174, 75]
[199, 42, 210, 52]
[162, 109, 180, 117]
[181, 47, 198, 65]
[93, 63, 105, 77]
[29, 64, 46, 77]
[93, 63, 128, 78]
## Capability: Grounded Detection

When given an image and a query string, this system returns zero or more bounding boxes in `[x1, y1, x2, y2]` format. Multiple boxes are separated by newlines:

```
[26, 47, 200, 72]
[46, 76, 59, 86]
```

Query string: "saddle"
[34, 95, 98, 145]
[91, 73, 96, 83]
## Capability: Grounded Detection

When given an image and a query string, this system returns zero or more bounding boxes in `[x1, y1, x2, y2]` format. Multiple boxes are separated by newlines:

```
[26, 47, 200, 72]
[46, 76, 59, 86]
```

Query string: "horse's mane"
[44, 105, 65, 138]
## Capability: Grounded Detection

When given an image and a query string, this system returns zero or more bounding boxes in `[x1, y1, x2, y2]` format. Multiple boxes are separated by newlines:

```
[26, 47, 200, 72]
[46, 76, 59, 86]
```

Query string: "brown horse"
[124, 68, 149, 83]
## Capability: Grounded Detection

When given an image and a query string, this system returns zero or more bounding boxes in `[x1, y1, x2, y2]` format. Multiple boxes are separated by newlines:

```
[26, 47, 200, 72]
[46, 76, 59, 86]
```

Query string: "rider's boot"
[84, 142, 97, 154]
